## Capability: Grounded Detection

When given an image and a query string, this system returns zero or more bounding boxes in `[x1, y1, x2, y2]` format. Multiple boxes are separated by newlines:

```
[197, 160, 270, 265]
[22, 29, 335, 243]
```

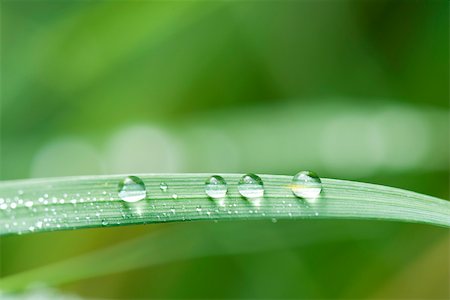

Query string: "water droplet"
[172, 194, 178, 199]
[118, 176, 147, 203]
[160, 182, 168, 192]
[238, 174, 264, 199]
[271, 218, 278, 223]
[205, 175, 227, 199]
[291, 171, 322, 199]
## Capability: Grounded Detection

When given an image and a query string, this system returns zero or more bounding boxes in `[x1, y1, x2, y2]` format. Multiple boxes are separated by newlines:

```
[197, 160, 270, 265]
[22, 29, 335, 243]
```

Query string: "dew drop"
[118, 176, 147, 203]
[172, 194, 178, 199]
[291, 171, 322, 199]
[160, 182, 168, 192]
[205, 175, 227, 199]
[238, 174, 264, 199]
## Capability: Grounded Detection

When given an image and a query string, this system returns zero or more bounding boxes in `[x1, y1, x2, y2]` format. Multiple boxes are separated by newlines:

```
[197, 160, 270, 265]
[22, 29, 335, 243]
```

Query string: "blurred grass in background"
[1, 0, 448, 299]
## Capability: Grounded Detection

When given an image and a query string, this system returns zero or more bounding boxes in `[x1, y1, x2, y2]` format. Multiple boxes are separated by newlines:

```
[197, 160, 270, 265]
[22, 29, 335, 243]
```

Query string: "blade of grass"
[0, 173, 448, 236]
[0, 220, 384, 292]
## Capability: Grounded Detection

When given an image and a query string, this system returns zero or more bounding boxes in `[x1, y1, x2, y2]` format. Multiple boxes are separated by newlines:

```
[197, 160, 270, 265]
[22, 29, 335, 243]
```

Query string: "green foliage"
[0, 174, 448, 237]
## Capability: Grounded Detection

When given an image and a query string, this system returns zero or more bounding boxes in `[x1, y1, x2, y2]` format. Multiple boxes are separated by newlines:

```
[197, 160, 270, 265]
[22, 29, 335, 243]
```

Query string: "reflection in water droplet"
[118, 176, 147, 203]
[205, 175, 227, 199]
[291, 171, 322, 199]
[238, 174, 264, 199]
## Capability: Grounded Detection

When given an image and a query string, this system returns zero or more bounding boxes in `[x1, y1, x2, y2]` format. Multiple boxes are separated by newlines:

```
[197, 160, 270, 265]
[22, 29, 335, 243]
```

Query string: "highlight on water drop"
[290, 170, 322, 199]
[204, 175, 228, 199]
[238, 173, 264, 199]
[118, 176, 147, 203]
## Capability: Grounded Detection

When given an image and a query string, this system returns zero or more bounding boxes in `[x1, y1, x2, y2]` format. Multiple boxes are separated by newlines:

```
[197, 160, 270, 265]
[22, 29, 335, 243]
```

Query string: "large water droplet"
[238, 174, 264, 199]
[118, 176, 147, 202]
[291, 171, 322, 199]
[205, 175, 227, 199]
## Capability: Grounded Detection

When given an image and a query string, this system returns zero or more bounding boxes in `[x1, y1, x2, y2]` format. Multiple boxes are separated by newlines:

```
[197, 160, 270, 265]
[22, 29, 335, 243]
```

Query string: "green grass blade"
[0, 174, 448, 236]
[0, 221, 385, 292]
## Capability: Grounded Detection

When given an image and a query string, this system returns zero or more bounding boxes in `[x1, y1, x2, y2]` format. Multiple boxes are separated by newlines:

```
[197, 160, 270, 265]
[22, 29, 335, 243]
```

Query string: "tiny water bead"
[291, 171, 322, 199]
[238, 174, 264, 199]
[118, 176, 147, 203]
[204, 175, 228, 199]
[159, 182, 168, 192]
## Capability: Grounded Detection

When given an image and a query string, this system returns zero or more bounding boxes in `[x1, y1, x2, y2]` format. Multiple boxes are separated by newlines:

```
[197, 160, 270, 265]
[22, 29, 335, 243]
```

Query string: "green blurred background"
[1, 0, 449, 299]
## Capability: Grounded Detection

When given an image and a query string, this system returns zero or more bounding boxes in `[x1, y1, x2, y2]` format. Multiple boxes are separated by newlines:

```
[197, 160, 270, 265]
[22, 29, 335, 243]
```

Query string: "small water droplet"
[172, 194, 178, 199]
[271, 218, 278, 223]
[160, 182, 168, 192]
[101, 219, 109, 226]
[118, 176, 147, 203]
[291, 171, 322, 199]
[238, 174, 264, 199]
[205, 175, 227, 199]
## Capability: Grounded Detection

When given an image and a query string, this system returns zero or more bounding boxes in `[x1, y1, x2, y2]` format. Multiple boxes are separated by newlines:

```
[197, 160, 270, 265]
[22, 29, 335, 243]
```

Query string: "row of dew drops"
[0, 172, 322, 234]
[118, 171, 322, 203]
